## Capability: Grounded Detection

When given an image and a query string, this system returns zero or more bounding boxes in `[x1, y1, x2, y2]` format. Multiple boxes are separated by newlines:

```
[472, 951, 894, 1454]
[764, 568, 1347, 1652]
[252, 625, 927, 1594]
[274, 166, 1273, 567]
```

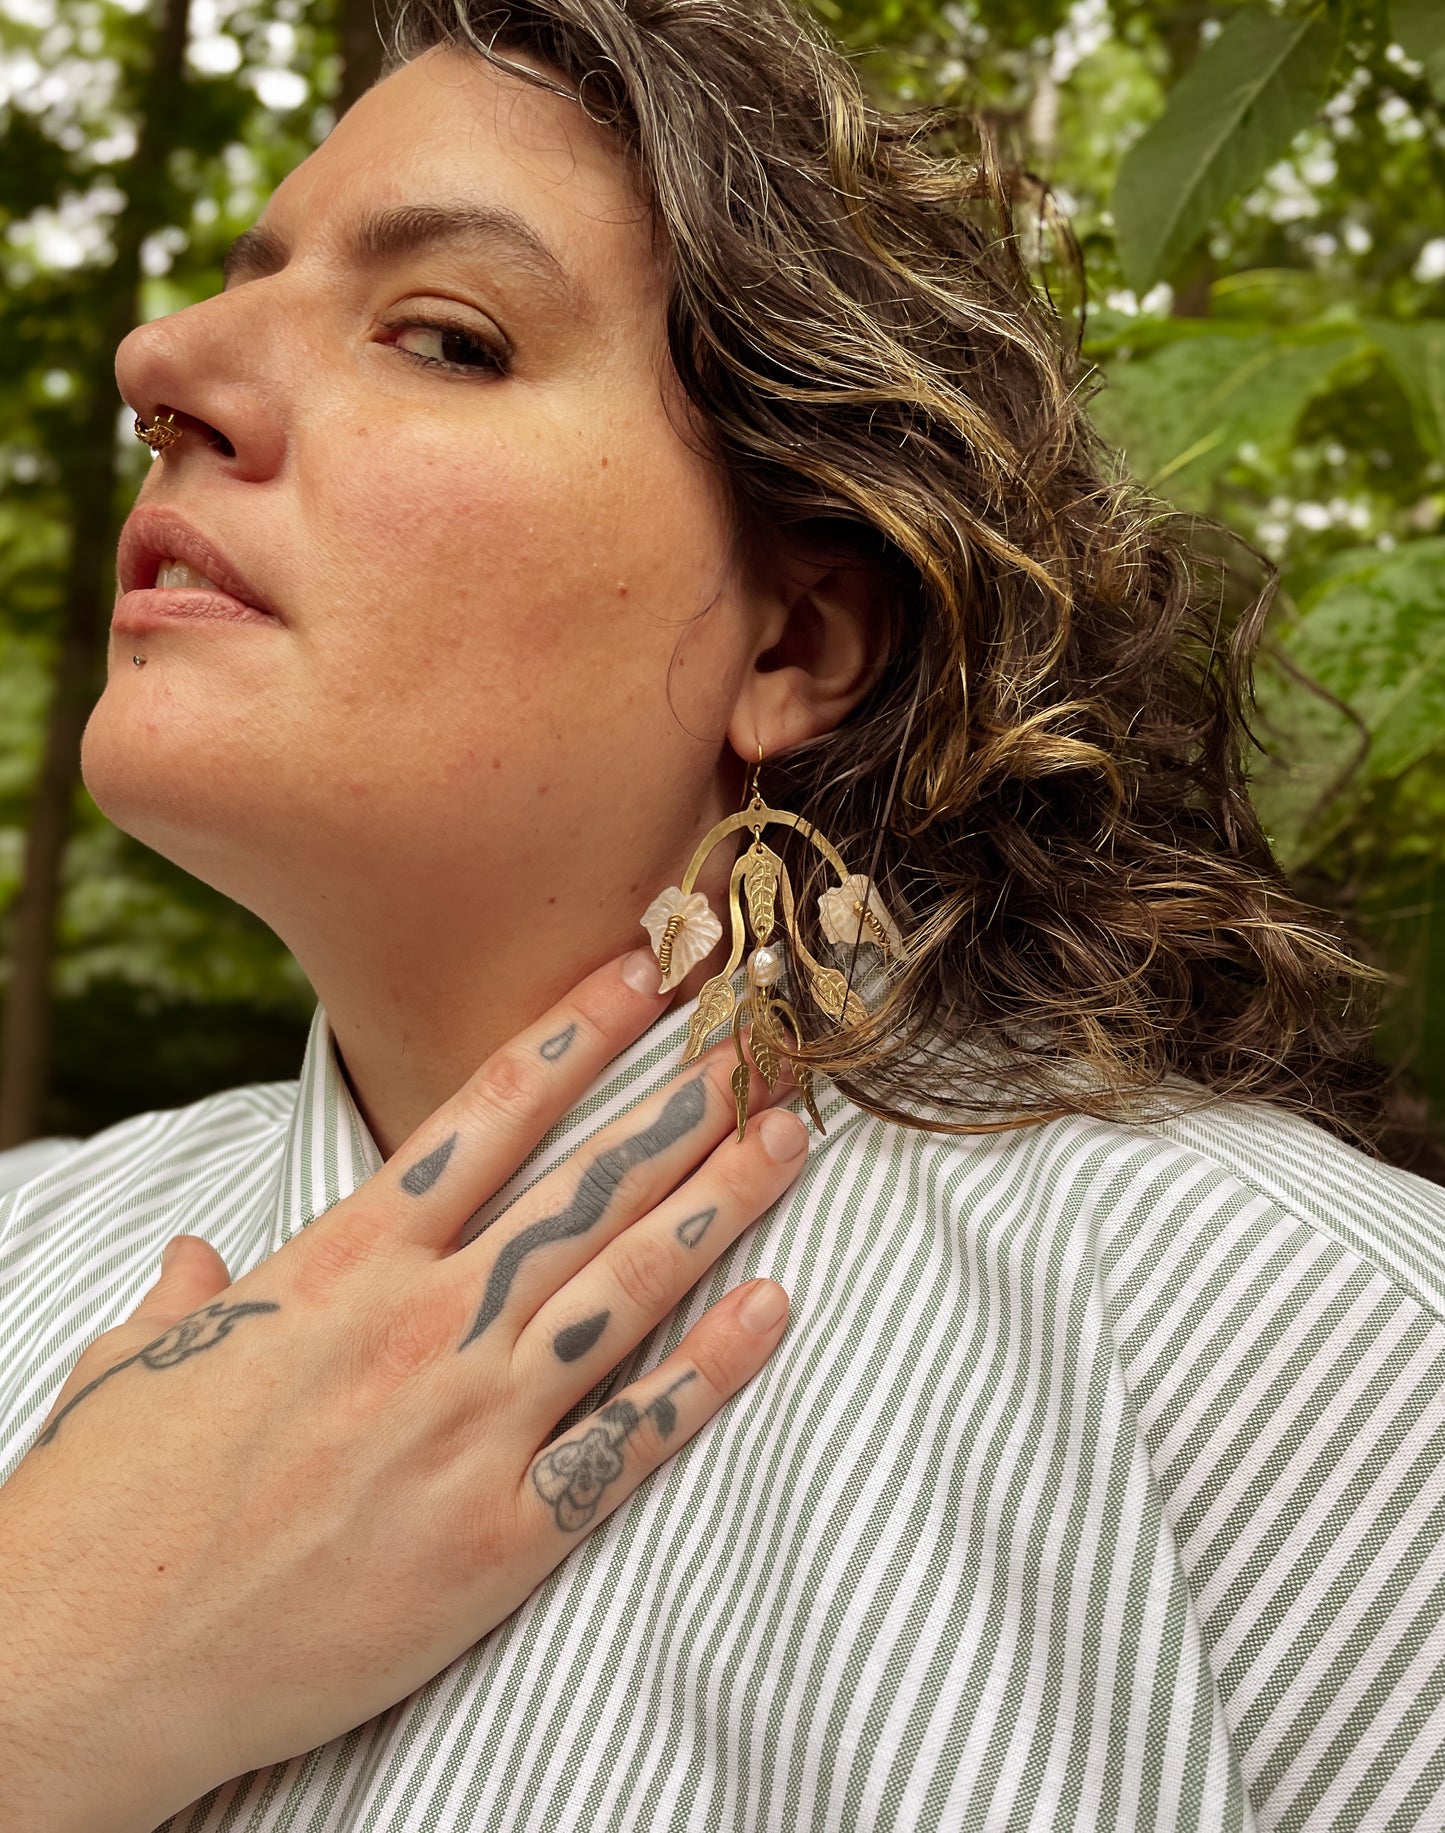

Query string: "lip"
[114, 505, 283, 632]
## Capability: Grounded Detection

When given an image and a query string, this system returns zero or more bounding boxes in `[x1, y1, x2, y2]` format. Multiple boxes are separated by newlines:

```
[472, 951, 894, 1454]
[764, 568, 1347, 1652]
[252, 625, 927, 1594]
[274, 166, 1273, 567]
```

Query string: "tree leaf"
[1089, 330, 1361, 510]
[1112, 6, 1339, 292]
[1393, 0, 1445, 102]
[1256, 538, 1445, 868]
[1363, 317, 1445, 460]
[1289, 539, 1445, 782]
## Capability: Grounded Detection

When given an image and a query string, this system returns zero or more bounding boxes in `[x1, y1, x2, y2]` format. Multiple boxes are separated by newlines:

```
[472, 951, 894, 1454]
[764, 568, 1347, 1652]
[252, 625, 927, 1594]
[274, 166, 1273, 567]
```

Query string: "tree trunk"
[336, 0, 392, 115]
[0, 0, 192, 1147]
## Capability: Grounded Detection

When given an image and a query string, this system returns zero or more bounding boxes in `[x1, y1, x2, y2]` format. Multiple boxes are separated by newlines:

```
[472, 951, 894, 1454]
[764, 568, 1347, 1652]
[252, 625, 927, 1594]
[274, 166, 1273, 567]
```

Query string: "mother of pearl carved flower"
[817, 874, 905, 957]
[641, 887, 724, 992]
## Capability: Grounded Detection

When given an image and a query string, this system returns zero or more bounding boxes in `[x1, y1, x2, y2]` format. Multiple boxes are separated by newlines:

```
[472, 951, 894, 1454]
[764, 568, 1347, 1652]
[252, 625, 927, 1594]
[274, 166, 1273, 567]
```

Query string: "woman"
[2, 1, 1444, 1827]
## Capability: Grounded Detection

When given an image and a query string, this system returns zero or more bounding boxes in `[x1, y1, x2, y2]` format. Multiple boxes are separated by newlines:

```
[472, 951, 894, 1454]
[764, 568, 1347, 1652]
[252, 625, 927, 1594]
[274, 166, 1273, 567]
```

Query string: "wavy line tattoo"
[539, 1024, 578, 1063]
[460, 1078, 707, 1349]
[554, 1311, 610, 1362]
[676, 1207, 717, 1249]
[400, 1131, 457, 1196]
[531, 1372, 699, 1532]
[35, 1301, 281, 1448]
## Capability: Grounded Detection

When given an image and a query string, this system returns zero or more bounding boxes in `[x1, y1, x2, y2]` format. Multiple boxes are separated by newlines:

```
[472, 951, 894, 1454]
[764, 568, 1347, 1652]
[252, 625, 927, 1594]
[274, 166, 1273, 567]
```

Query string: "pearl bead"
[748, 945, 783, 987]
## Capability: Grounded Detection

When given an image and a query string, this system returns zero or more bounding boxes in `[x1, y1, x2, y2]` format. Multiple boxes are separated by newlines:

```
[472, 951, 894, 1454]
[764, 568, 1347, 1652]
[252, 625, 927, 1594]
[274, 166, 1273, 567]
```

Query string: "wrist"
[0, 1512, 203, 1832]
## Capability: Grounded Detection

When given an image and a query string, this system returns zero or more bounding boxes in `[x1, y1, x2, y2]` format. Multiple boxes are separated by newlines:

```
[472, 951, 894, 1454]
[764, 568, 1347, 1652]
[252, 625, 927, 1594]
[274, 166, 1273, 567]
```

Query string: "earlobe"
[734, 557, 889, 754]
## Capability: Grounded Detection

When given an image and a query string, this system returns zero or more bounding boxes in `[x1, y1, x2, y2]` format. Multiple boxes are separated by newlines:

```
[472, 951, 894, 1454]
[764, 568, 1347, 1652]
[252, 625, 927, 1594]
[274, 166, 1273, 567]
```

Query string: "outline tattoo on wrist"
[539, 1024, 578, 1063]
[675, 1207, 717, 1249]
[400, 1131, 458, 1196]
[459, 1078, 707, 1349]
[554, 1311, 609, 1362]
[34, 1301, 281, 1448]
[531, 1372, 698, 1532]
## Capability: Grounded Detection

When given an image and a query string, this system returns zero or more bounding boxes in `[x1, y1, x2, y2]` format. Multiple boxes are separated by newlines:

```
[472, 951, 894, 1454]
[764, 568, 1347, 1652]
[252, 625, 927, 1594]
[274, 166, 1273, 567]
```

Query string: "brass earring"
[640, 745, 904, 1140]
[133, 412, 181, 453]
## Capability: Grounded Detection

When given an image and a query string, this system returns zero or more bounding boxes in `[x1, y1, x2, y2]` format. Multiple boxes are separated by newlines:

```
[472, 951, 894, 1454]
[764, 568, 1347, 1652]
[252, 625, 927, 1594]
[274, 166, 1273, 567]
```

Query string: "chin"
[81, 685, 289, 904]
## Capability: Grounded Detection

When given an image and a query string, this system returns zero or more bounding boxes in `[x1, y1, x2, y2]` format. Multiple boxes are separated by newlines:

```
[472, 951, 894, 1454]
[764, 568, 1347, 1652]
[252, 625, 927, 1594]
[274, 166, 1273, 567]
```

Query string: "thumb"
[42, 1237, 235, 1431]
[129, 1234, 232, 1329]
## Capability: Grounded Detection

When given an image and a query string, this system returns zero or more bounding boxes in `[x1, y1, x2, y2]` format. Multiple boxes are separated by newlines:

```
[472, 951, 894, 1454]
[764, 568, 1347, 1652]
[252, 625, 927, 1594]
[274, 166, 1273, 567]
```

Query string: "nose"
[116, 290, 288, 484]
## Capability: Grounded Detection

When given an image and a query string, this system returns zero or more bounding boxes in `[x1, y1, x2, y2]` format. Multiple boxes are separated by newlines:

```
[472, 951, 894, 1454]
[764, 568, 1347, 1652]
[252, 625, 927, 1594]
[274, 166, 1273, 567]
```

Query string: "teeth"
[156, 560, 220, 592]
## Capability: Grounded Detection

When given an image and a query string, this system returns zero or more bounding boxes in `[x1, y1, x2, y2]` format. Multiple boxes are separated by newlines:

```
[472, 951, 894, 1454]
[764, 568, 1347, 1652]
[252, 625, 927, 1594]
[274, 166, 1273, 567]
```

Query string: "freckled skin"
[84, 47, 876, 1155]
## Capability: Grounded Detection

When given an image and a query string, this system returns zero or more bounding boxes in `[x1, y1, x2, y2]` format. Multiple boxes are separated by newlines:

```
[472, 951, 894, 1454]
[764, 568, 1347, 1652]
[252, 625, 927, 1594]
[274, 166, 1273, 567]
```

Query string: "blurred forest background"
[2, 0, 1444, 1161]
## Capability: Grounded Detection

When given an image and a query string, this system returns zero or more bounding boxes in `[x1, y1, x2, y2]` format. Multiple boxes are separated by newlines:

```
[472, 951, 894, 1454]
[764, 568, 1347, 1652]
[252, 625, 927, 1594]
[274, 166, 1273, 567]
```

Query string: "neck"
[270, 837, 737, 1160]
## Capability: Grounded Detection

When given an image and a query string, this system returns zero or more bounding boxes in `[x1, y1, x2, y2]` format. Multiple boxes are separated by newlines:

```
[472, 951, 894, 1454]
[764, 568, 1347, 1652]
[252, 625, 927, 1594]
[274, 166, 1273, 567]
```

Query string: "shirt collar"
[267, 984, 809, 1249]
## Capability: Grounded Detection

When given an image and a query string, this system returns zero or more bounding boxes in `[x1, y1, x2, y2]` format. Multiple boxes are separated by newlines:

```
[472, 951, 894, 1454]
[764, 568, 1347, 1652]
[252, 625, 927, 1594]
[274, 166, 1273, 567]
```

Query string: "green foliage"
[0, 0, 333, 1129]
[1256, 539, 1445, 865]
[1393, 0, 1445, 101]
[3, 0, 1445, 1148]
[1113, 6, 1339, 292]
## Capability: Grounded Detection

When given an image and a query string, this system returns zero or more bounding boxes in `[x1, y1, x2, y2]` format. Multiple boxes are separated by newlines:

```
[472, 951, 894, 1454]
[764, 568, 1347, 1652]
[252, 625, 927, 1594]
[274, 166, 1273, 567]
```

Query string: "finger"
[345, 947, 670, 1254]
[451, 1052, 796, 1354]
[520, 1277, 791, 1541]
[39, 1237, 233, 1430]
[129, 1236, 232, 1328]
[513, 1106, 808, 1410]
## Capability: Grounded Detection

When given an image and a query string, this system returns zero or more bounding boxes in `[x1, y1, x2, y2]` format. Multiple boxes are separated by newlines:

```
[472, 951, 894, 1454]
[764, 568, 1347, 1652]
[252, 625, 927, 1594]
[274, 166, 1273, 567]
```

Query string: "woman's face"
[86, 47, 757, 939]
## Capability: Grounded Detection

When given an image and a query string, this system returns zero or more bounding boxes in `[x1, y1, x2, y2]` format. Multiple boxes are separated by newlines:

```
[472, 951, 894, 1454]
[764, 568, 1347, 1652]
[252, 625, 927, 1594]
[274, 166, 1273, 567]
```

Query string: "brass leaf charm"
[731, 1060, 751, 1141]
[744, 845, 781, 943]
[750, 1003, 782, 1090]
[795, 1063, 826, 1133]
[805, 963, 870, 1029]
[683, 971, 738, 1063]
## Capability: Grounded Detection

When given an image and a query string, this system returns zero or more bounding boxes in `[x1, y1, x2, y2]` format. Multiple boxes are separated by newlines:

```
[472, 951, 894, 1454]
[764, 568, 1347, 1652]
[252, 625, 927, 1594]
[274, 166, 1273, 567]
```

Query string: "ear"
[728, 535, 891, 759]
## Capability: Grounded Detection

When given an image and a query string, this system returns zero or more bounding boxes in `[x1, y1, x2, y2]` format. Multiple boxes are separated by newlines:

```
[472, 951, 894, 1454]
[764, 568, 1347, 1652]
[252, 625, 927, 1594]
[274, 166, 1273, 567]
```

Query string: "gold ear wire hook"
[743, 741, 765, 825]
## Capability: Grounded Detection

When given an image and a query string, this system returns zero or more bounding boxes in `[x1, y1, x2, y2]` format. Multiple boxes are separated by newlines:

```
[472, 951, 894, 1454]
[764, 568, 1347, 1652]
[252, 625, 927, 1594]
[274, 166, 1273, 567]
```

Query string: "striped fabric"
[4, 995, 1445, 1831]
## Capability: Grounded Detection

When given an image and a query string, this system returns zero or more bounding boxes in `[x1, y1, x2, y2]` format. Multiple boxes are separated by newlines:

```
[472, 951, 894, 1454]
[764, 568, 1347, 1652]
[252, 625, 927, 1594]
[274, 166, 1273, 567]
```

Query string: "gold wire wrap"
[852, 901, 892, 952]
[133, 412, 181, 452]
[656, 912, 685, 978]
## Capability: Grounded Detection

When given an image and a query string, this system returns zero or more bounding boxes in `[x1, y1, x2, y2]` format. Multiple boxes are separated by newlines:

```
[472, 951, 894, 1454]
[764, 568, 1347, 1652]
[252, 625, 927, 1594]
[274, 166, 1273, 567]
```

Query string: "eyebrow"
[222, 202, 583, 309]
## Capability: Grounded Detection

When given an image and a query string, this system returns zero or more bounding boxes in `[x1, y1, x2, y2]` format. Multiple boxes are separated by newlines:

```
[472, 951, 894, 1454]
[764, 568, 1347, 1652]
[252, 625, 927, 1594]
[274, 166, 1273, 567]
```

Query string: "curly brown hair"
[390, 0, 1383, 1142]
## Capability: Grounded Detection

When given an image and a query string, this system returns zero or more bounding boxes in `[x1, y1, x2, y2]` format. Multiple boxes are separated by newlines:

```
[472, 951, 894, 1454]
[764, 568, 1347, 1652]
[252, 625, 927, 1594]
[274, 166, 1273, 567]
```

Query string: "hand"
[0, 949, 806, 1833]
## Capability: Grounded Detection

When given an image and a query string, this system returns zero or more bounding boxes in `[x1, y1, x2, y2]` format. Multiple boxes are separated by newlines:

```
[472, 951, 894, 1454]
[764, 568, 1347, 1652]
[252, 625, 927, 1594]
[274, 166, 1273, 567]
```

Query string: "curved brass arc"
[678, 806, 851, 896]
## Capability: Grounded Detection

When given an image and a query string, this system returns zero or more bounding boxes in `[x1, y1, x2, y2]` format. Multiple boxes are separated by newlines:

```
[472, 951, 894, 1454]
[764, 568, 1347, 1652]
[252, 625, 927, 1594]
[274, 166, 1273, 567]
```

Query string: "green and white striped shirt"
[4, 994, 1445, 1831]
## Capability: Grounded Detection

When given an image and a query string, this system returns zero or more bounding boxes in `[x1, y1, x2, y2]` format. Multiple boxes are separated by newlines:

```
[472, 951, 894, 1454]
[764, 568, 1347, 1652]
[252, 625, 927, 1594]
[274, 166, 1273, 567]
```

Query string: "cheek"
[296, 409, 737, 733]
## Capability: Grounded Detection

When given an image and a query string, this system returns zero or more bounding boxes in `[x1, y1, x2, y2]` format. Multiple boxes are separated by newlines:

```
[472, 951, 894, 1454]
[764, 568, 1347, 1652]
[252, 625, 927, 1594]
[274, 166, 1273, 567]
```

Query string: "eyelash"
[384, 316, 511, 379]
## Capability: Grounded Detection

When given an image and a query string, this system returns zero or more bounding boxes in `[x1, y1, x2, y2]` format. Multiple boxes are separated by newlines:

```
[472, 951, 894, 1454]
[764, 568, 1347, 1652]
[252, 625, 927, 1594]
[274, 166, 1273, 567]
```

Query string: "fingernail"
[160, 1238, 180, 1273]
[621, 949, 662, 995]
[738, 1280, 789, 1333]
[759, 1110, 807, 1161]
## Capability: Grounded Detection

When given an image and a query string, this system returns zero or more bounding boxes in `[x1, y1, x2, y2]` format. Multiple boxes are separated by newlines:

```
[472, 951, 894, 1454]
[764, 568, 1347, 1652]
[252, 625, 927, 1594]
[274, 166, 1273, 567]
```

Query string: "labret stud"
[132, 655, 146, 667]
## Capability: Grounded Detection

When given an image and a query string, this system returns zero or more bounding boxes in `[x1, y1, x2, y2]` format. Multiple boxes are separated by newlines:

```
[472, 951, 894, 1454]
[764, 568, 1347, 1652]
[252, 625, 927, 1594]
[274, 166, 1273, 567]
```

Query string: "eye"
[387, 319, 510, 377]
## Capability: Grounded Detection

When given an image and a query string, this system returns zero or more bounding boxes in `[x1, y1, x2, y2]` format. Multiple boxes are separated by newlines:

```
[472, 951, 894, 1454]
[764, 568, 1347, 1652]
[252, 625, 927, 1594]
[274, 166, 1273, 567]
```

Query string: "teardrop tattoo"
[554, 1311, 610, 1362]
[539, 1024, 578, 1062]
[400, 1132, 458, 1196]
[675, 1207, 717, 1249]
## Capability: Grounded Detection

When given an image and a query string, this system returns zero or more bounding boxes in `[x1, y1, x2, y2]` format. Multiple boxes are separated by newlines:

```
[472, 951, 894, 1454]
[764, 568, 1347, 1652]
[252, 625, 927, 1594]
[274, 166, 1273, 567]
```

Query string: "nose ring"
[133, 411, 181, 452]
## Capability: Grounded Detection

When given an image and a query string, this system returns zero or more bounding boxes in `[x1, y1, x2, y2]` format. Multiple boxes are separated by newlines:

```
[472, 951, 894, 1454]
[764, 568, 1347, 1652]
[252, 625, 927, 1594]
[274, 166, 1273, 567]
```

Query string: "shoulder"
[824, 1087, 1445, 1322]
[0, 1077, 298, 1268]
